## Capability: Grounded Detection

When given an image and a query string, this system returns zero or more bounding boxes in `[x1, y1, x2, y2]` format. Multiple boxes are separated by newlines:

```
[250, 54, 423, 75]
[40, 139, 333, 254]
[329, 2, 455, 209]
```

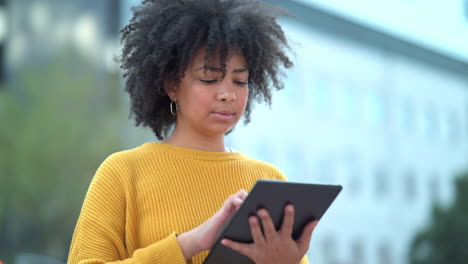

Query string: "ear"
[163, 79, 178, 101]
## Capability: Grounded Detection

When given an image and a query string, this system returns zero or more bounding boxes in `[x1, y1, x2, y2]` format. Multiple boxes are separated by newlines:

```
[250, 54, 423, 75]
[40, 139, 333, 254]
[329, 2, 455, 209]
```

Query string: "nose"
[216, 80, 237, 102]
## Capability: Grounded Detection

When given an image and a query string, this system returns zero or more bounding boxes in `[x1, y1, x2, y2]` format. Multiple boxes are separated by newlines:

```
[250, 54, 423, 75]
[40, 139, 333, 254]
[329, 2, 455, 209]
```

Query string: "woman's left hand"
[221, 204, 318, 264]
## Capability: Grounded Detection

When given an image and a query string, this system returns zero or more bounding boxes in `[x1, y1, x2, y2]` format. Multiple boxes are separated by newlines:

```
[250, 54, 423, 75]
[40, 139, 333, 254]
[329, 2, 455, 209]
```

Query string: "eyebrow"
[194, 66, 248, 74]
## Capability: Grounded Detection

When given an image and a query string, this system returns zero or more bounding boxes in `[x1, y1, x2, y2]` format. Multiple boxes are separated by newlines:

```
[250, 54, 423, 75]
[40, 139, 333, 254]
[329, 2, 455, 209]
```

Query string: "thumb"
[217, 195, 243, 221]
[224, 189, 248, 212]
[226, 196, 244, 214]
[235, 189, 248, 200]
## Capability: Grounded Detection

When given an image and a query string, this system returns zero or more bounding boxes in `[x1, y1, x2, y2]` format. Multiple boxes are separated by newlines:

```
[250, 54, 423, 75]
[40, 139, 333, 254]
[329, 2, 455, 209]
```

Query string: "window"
[375, 166, 390, 198]
[343, 155, 361, 197]
[404, 169, 417, 202]
[378, 242, 393, 264]
[447, 111, 461, 146]
[424, 105, 439, 140]
[399, 98, 415, 134]
[351, 239, 366, 264]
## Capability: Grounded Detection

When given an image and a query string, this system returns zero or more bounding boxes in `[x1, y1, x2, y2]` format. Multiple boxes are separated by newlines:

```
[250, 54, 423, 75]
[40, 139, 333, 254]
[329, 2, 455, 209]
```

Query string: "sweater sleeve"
[67, 154, 187, 264]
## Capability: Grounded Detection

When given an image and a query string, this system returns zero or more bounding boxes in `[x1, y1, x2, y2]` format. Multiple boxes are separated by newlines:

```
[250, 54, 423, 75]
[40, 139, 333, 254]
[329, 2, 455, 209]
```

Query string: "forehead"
[189, 46, 247, 68]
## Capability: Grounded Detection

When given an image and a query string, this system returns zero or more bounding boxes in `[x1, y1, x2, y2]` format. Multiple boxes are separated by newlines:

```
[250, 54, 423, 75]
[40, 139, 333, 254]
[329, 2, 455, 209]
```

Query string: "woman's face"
[167, 48, 249, 138]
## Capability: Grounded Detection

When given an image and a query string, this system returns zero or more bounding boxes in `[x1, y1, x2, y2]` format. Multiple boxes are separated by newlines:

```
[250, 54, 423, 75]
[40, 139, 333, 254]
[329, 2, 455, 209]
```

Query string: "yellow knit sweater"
[67, 142, 309, 264]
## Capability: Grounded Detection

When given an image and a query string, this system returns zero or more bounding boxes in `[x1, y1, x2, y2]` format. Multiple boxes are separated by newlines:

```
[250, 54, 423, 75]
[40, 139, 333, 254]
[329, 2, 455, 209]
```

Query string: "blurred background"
[1, 0, 467, 263]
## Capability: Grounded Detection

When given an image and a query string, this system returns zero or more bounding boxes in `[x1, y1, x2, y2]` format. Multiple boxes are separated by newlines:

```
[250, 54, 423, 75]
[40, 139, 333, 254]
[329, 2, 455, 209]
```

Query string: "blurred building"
[226, 1, 468, 264]
[2, 0, 122, 261]
[4, 0, 121, 89]
[0, 0, 6, 83]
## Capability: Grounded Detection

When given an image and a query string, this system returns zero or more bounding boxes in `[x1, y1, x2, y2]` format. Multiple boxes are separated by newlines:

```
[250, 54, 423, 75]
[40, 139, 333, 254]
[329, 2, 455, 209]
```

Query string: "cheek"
[180, 85, 210, 111]
[238, 88, 249, 107]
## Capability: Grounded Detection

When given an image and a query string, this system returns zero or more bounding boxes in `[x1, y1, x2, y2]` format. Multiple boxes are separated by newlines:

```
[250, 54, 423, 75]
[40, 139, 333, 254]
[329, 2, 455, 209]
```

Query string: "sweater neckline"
[143, 142, 247, 161]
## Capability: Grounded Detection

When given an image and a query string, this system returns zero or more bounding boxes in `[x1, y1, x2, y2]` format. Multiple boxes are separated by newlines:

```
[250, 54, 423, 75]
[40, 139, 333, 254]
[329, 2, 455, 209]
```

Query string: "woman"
[67, 0, 317, 263]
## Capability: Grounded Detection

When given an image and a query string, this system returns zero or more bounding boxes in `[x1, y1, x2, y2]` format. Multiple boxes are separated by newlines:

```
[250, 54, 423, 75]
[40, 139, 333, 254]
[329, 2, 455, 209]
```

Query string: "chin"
[206, 124, 236, 137]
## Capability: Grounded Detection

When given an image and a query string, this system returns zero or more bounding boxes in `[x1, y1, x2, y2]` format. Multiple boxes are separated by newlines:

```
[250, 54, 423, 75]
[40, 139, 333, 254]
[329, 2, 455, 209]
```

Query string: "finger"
[220, 196, 243, 218]
[249, 216, 265, 245]
[225, 198, 244, 216]
[221, 239, 253, 258]
[236, 189, 248, 200]
[258, 209, 276, 239]
[297, 220, 318, 253]
[231, 197, 244, 208]
[280, 204, 295, 236]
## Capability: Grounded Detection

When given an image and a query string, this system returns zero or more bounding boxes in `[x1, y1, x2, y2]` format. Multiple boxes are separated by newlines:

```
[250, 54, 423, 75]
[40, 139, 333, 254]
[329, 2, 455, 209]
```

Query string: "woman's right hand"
[177, 189, 248, 260]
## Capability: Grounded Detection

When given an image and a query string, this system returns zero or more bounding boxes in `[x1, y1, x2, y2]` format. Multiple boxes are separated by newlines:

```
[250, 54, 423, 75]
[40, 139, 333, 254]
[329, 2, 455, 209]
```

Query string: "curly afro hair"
[119, 0, 294, 140]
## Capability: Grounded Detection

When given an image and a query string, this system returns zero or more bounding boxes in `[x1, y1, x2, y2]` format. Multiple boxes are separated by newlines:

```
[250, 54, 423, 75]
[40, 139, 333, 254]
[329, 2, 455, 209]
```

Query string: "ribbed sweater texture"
[67, 142, 309, 264]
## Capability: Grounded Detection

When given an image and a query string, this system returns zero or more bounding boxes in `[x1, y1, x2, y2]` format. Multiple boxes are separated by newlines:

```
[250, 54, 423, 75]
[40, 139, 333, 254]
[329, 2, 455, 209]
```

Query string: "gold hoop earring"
[170, 101, 178, 116]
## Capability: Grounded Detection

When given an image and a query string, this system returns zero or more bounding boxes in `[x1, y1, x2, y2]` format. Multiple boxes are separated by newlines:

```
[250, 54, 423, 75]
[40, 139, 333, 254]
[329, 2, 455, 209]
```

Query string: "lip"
[211, 111, 235, 121]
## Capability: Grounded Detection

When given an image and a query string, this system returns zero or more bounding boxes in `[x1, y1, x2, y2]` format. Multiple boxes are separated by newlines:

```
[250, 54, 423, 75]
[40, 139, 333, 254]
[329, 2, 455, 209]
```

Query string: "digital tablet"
[203, 179, 342, 264]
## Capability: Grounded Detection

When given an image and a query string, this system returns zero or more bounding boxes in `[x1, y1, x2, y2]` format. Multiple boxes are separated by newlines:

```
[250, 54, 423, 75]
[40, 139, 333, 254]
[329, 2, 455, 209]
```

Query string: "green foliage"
[0, 50, 124, 262]
[409, 172, 468, 264]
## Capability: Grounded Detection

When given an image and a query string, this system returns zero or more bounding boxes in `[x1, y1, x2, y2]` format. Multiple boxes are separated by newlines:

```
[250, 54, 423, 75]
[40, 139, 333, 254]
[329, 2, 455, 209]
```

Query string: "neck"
[162, 126, 228, 152]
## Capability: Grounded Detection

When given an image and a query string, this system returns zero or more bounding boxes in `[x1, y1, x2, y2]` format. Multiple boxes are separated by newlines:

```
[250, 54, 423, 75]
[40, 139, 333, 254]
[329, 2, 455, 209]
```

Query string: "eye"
[200, 79, 217, 84]
[234, 81, 248, 86]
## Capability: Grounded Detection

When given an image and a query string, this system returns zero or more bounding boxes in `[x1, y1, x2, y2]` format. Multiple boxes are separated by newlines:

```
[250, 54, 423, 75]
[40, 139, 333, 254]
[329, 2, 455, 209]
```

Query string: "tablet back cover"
[203, 180, 342, 264]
